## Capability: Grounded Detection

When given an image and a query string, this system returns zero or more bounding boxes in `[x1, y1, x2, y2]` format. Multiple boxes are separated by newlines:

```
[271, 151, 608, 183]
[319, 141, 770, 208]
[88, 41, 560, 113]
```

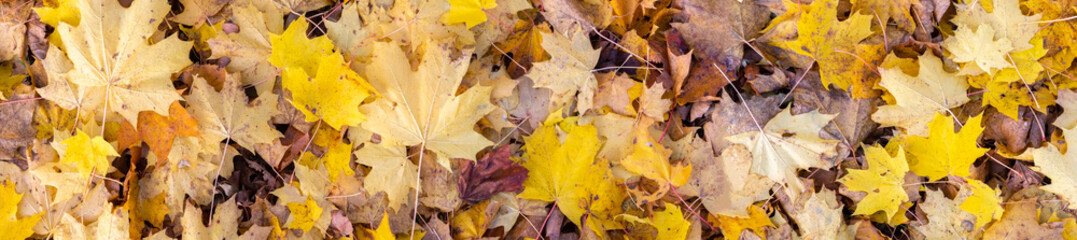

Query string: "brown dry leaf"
[981, 107, 1031, 154]
[505, 78, 553, 131]
[982, 199, 1065, 239]
[0, 0, 30, 62]
[850, 0, 919, 32]
[672, 0, 768, 70]
[173, 0, 231, 26]
[789, 188, 854, 240]
[494, 19, 551, 79]
[703, 92, 782, 153]
[593, 73, 639, 116]
[541, 0, 613, 34]
[419, 151, 462, 212]
[0, 86, 37, 160]
[681, 138, 772, 217]
[791, 72, 878, 156]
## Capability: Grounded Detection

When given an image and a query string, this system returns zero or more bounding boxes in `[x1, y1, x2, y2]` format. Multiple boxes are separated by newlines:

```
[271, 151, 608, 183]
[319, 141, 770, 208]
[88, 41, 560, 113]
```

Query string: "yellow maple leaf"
[441, 0, 497, 28]
[713, 204, 774, 240]
[776, 0, 883, 98]
[839, 144, 909, 220]
[207, 1, 285, 91]
[952, 0, 1041, 51]
[353, 140, 417, 210]
[322, 142, 355, 182]
[359, 41, 494, 169]
[0, 64, 24, 101]
[34, 0, 80, 27]
[365, 213, 394, 240]
[872, 52, 970, 137]
[1026, 0, 1077, 72]
[618, 203, 691, 240]
[518, 112, 625, 237]
[36, 0, 192, 125]
[185, 75, 282, 154]
[286, 196, 323, 232]
[525, 29, 600, 113]
[59, 130, 119, 179]
[0, 182, 42, 240]
[281, 52, 376, 129]
[269, 20, 334, 75]
[981, 81, 1055, 121]
[181, 197, 240, 240]
[271, 20, 375, 129]
[959, 179, 1004, 229]
[942, 24, 1014, 75]
[1031, 127, 1077, 207]
[651, 203, 691, 240]
[974, 37, 1053, 120]
[451, 201, 492, 239]
[906, 113, 988, 181]
[620, 121, 691, 204]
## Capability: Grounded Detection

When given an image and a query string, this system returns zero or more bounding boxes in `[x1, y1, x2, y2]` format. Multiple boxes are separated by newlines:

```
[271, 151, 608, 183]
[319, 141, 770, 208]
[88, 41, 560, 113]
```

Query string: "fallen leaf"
[185, 75, 281, 154]
[911, 189, 978, 239]
[360, 41, 494, 169]
[286, 196, 324, 233]
[713, 204, 773, 240]
[960, 179, 1004, 229]
[726, 108, 839, 197]
[525, 29, 600, 113]
[872, 52, 970, 137]
[173, 0, 229, 26]
[0, 181, 42, 240]
[789, 188, 852, 240]
[906, 113, 987, 181]
[672, 0, 769, 71]
[441, 0, 498, 28]
[58, 130, 118, 179]
[457, 145, 528, 204]
[33, 0, 80, 27]
[518, 113, 625, 237]
[116, 101, 201, 161]
[1031, 127, 1077, 208]
[682, 138, 773, 217]
[36, 0, 192, 125]
[272, 20, 376, 129]
[839, 144, 909, 220]
[775, 0, 884, 98]
[983, 198, 1065, 239]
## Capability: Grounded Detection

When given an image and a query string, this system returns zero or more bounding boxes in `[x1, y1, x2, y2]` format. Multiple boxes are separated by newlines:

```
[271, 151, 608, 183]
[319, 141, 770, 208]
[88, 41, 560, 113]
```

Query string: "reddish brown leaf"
[457, 145, 528, 203]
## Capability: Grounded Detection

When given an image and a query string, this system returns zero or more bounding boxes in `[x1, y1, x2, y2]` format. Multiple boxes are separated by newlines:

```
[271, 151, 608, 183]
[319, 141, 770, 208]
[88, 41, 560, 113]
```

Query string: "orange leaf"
[117, 101, 200, 161]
